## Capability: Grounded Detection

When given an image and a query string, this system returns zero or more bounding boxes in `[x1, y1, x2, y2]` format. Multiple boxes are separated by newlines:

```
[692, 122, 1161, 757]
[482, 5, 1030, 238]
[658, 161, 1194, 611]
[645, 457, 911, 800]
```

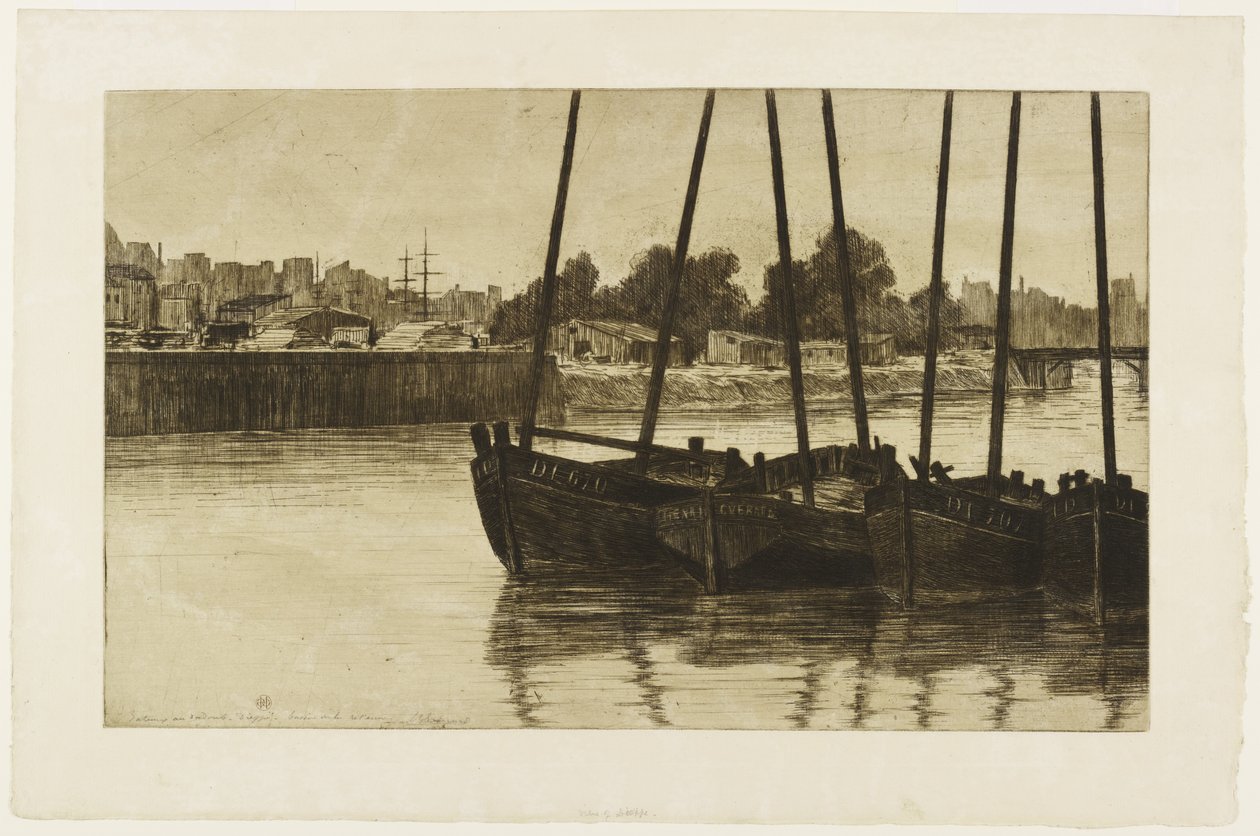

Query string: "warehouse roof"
[572, 320, 681, 343]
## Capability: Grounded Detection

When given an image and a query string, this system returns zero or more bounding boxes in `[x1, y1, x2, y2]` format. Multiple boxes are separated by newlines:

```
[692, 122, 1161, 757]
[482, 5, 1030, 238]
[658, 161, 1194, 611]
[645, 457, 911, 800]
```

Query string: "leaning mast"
[766, 89, 815, 508]
[519, 91, 581, 452]
[917, 91, 954, 477]
[635, 89, 716, 473]
[821, 89, 872, 455]
[986, 91, 1022, 496]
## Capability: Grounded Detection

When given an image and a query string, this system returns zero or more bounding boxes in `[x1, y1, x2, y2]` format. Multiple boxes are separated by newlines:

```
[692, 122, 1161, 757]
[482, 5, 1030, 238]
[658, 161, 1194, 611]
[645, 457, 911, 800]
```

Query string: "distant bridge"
[1010, 346, 1148, 390]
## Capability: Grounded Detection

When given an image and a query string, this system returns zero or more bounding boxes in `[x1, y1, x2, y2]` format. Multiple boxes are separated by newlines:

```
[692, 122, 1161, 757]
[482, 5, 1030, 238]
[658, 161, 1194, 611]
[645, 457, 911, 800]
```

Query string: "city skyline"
[106, 89, 1148, 309]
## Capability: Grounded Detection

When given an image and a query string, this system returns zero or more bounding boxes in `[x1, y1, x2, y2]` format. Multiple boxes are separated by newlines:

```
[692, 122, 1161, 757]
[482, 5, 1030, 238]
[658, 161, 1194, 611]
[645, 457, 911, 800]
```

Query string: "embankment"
[105, 350, 562, 437]
[558, 352, 1027, 410]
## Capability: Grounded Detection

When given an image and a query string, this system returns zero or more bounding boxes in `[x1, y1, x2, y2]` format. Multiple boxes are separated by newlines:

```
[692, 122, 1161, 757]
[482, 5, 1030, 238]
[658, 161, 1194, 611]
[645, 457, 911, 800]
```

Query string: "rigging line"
[105, 91, 199, 131]
[575, 98, 613, 172]
[107, 91, 290, 189]
[380, 101, 447, 237]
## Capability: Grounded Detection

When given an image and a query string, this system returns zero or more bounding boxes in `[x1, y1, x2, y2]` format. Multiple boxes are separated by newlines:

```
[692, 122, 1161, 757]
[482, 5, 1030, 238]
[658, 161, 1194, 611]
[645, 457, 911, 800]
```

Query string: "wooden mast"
[917, 91, 955, 477]
[1090, 91, 1119, 485]
[821, 89, 870, 454]
[986, 91, 1022, 496]
[635, 89, 717, 473]
[519, 90, 581, 451]
[765, 89, 815, 507]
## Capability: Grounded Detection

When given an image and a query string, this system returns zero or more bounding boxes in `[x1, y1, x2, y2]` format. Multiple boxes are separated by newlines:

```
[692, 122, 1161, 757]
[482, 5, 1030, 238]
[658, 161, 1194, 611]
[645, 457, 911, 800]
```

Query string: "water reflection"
[105, 367, 1147, 729]
[485, 565, 1147, 730]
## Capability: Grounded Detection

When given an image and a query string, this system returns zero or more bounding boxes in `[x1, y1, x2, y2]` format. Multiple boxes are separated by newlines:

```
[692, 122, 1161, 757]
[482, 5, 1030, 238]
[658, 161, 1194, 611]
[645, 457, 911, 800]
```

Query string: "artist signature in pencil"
[579, 808, 650, 821]
[121, 710, 471, 728]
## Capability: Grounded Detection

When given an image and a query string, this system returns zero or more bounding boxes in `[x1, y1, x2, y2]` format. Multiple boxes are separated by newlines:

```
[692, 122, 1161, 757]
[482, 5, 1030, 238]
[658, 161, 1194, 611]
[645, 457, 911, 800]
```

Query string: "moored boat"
[651, 89, 902, 593]
[866, 91, 1045, 609]
[471, 421, 731, 576]
[1040, 93, 1149, 626]
[866, 471, 1043, 607]
[1042, 471, 1148, 624]
[470, 89, 727, 580]
[655, 441, 900, 592]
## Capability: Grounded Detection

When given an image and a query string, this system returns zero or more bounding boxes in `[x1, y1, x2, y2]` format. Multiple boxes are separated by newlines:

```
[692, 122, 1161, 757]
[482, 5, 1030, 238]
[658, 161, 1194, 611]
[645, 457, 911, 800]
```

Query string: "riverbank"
[557, 349, 1025, 409]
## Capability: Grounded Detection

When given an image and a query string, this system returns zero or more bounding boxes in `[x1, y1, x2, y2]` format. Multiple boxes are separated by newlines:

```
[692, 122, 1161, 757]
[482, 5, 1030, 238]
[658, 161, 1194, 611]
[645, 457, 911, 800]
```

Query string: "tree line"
[489, 224, 964, 363]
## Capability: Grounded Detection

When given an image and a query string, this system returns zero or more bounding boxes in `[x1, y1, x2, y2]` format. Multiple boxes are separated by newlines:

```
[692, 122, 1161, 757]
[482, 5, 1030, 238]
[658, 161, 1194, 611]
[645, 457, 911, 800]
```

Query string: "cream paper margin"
[11, 9, 1245, 824]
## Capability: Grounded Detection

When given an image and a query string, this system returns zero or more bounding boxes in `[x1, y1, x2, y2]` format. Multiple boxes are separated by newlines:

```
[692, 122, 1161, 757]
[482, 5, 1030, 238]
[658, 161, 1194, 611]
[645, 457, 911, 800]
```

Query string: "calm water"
[105, 361, 1148, 730]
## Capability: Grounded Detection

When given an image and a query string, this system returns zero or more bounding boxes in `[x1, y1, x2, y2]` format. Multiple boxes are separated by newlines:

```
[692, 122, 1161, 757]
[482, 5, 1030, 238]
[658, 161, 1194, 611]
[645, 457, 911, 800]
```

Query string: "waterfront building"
[549, 319, 682, 365]
[157, 282, 204, 332]
[163, 252, 212, 291]
[249, 306, 373, 349]
[216, 293, 293, 329]
[376, 320, 476, 351]
[961, 277, 997, 328]
[946, 324, 995, 350]
[105, 263, 157, 331]
[278, 257, 316, 304]
[1110, 275, 1144, 347]
[706, 330, 783, 366]
[799, 334, 897, 367]
[426, 284, 502, 332]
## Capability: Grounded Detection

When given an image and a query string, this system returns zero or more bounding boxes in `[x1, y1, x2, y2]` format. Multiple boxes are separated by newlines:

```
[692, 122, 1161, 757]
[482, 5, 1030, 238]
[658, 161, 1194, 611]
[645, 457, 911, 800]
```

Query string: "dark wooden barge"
[866, 91, 1045, 608]
[1040, 93, 1149, 626]
[650, 89, 901, 593]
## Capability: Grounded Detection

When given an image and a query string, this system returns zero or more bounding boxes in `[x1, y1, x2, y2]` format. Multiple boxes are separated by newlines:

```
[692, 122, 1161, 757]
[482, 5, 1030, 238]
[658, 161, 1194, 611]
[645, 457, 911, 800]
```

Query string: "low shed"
[551, 319, 682, 366]
[706, 330, 783, 366]
[252, 306, 373, 346]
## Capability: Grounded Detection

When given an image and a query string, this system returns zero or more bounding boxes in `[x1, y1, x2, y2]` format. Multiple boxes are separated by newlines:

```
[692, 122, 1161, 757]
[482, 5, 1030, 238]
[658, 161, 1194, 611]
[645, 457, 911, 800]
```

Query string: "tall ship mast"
[420, 228, 441, 321]
[397, 231, 442, 320]
[397, 246, 414, 313]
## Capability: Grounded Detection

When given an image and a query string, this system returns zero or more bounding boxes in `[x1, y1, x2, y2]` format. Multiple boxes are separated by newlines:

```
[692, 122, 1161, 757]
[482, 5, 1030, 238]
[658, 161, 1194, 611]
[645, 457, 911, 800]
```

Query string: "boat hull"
[1042, 481, 1148, 625]
[654, 488, 873, 593]
[471, 442, 698, 576]
[865, 478, 1043, 608]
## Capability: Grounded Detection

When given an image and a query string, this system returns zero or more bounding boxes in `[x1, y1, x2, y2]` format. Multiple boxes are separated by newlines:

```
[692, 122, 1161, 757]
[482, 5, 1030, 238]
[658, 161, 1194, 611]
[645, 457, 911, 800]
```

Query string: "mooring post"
[636, 89, 716, 473]
[519, 90, 581, 452]
[766, 89, 815, 507]
[987, 91, 1022, 497]
[492, 421, 523, 574]
[918, 90, 954, 477]
[1091, 92, 1119, 485]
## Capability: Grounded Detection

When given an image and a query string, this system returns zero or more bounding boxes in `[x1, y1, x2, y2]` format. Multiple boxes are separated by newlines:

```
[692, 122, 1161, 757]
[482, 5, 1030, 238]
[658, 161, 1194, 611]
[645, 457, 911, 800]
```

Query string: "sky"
[105, 88, 1148, 307]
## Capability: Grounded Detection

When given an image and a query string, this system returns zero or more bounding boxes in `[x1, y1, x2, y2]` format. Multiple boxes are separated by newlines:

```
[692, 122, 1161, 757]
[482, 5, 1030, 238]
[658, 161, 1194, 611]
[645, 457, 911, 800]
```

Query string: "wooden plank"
[987, 91, 1022, 496]
[917, 90, 954, 475]
[765, 89, 815, 507]
[1091, 91, 1119, 484]
[635, 89, 716, 472]
[821, 89, 871, 453]
[529, 426, 714, 465]
[1011, 346, 1146, 362]
[519, 90, 581, 451]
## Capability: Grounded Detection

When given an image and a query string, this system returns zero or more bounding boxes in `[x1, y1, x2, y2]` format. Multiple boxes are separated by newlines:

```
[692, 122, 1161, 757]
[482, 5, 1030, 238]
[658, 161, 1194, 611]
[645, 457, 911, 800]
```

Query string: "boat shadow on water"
[483, 567, 1148, 730]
